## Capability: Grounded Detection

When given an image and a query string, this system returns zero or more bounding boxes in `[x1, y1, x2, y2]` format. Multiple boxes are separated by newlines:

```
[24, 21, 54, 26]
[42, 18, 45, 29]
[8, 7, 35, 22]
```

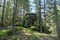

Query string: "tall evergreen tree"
[44, 0, 46, 32]
[54, 0, 60, 40]
[11, 0, 17, 34]
[38, 0, 42, 32]
[1, 0, 6, 27]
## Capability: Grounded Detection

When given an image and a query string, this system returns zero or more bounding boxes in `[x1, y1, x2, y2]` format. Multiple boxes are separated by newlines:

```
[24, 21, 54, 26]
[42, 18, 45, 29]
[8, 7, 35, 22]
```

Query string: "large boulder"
[23, 13, 37, 28]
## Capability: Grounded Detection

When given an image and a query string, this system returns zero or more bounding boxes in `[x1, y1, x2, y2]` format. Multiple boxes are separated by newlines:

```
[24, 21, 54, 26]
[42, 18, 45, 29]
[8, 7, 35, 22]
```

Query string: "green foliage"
[32, 36, 39, 40]
[9, 35, 17, 40]
[0, 0, 58, 39]
[0, 29, 15, 37]
[0, 30, 7, 37]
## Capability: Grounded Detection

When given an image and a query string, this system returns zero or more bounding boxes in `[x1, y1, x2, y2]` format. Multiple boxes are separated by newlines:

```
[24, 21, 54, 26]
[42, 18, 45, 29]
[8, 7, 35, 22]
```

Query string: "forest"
[0, 0, 60, 40]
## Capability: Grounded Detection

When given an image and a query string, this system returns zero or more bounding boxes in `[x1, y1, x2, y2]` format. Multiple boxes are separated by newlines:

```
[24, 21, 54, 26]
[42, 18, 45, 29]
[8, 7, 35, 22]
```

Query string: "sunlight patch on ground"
[15, 26, 56, 38]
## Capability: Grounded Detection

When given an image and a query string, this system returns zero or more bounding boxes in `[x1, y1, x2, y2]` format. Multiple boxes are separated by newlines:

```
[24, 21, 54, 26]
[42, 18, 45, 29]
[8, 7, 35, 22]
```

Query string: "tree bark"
[44, 0, 46, 33]
[1, 0, 6, 27]
[12, 0, 17, 34]
[38, 0, 42, 32]
[54, 0, 60, 40]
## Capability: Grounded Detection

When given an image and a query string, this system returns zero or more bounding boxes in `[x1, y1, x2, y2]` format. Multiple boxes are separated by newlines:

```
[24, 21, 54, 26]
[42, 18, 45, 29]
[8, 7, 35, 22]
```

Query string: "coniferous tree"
[54, 0, 60, 40]
[38, 0, 42, 32]
[1, 0, 6, 27]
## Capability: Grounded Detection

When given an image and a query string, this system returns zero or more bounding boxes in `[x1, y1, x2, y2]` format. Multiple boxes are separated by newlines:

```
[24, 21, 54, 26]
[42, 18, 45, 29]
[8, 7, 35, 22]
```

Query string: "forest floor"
[0, 26, 57, 40]
[15, 26, 57, 40]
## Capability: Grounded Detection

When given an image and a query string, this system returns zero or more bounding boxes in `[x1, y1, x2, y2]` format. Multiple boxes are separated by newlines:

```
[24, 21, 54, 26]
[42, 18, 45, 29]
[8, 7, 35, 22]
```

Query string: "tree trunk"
[44, 0, 46, 33]
[12, 0, 17, 34]
[1, 0, 6, 27]
[54, 0, 60, 40]
[38, 0, 42, 32]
